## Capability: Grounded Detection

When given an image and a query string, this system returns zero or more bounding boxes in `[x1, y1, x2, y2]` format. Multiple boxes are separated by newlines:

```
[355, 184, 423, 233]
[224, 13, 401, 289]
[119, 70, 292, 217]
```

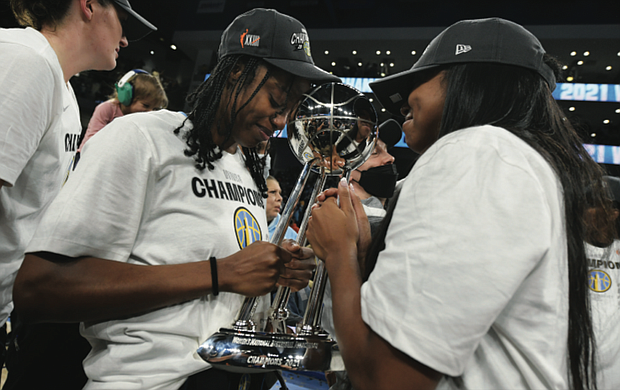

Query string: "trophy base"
[197, 328, 342, 372]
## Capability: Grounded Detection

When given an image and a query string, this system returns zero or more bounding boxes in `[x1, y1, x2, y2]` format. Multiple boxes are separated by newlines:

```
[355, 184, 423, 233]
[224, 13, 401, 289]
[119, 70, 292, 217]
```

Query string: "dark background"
[2, 0, 620, 190]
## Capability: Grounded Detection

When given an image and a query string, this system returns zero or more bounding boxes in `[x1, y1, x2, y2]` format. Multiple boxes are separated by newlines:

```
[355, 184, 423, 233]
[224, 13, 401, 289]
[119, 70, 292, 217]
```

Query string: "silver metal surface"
[197, 328, 341, 372]
[289, 82, 378, 175]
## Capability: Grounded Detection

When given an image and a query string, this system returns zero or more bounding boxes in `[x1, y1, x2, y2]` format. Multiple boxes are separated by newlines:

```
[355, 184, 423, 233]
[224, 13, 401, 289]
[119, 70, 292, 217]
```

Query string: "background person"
[584, 175, 620, 389]
[349, 120, 400, 236]
[266, 175, 299, 242]
[78, 69, 168, 152]
[0, 0, 155, 387]
[307, 17, 607, 390]
[13, 8, 338, 390]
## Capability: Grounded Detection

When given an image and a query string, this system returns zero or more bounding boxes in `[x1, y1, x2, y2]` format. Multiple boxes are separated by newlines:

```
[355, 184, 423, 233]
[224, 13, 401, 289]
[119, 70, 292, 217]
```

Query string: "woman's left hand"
[307, 178, 361, 263]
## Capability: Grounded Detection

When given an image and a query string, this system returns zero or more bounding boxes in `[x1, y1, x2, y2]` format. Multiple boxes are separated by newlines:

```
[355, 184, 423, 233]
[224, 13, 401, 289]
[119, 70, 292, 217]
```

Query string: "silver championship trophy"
[197, 82, 378, 373]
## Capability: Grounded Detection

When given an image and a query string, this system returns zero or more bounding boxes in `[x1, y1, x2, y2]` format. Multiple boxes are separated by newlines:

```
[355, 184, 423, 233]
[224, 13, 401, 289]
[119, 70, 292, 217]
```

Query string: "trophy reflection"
[198, 82, 378, 373]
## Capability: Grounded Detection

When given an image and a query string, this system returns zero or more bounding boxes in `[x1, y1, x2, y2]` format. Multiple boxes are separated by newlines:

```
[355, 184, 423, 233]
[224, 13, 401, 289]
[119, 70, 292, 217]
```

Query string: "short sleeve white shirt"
[0, 27, 81, 325]
[27, 110, 270, 390]
[586, 241, 620, 389]
[361, 125, 569, 389]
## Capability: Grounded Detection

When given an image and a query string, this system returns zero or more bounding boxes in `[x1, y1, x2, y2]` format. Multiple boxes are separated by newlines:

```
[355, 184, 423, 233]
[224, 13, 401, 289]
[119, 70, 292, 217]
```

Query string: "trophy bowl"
[288, 82, 378, 175]
[198, 82, 376, 373]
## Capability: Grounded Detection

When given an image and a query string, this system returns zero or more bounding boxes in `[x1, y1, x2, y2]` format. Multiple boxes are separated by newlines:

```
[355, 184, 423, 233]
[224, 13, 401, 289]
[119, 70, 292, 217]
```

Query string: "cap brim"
[369, 64, 439, 116]
[115, 3, 157, 41]
[263, 58, 340, 84]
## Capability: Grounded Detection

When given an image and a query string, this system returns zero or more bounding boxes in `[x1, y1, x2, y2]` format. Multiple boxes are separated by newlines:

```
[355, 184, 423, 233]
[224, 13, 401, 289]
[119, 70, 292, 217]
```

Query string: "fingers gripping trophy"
[197, 82, 378, 372]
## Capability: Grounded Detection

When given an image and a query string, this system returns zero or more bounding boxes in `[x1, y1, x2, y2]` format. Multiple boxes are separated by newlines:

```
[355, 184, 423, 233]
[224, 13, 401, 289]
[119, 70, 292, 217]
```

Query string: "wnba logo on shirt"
[234, 207, 262, 249]
[589, 269, 612, 293]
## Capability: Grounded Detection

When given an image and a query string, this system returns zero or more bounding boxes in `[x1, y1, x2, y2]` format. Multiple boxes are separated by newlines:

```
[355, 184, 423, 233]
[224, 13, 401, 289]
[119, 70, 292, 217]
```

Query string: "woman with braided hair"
[12, 8, 338, 390]
[175, 55, 277, 196]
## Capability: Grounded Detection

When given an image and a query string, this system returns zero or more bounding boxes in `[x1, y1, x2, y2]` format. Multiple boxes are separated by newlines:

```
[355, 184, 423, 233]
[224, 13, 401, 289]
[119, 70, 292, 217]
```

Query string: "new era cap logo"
[389, 93, 403, 103]
[455, 44, 471, 55]
[240, 29, 260, 48]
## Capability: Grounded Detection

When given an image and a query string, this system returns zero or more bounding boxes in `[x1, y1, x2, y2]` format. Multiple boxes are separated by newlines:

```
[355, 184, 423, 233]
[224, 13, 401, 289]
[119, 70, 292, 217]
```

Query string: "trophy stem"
[298, 169, 350, 336]
[233, 161, 315, 332]
[297, 169, 327, 245]
[298, 260, 328, 336]
[268, 168, 327, 332]
[269, 160, 315, 246]
[268, 288, 291, 334]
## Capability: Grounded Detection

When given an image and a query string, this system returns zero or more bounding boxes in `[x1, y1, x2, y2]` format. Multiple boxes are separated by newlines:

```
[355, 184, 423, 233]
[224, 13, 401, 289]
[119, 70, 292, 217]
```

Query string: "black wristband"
[210, 256, 219, 296]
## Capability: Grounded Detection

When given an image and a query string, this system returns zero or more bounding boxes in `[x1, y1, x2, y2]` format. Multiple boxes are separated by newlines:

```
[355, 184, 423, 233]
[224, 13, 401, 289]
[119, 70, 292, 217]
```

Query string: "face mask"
[356, 164, 398, 198]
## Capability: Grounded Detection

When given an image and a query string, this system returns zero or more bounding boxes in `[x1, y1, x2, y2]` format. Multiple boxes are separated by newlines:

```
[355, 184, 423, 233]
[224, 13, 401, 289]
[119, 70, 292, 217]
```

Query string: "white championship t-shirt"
[0, 27, 81, 325]
[27, 110, 269, 390]
[361, 125, 569, 389]
[586, 241, 620, 389]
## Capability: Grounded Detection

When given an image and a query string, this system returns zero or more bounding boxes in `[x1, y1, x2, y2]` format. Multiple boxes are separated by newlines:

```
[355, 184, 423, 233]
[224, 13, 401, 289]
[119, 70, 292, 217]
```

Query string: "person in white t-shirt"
[307, 18, 608, 390]
[12, 8, 339, 390]
[584, 175, 620, 389]
[0, 0, 155, 387]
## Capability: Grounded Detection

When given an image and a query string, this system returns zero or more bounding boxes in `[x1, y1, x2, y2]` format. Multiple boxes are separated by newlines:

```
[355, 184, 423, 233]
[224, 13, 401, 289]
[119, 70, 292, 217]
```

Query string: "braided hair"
[174, 55, 272, 196]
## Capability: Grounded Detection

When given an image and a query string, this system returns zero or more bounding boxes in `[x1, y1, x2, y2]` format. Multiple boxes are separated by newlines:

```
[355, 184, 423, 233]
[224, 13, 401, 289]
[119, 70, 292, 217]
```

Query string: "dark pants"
[180, 369, 282, 390]
[3, 317, 90, 390]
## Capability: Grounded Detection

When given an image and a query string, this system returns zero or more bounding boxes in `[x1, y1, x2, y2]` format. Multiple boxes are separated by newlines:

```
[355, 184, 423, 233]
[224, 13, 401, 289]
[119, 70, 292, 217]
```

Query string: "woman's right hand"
[307, 178, 361, 263]
[218, 241, 291, 297]
[311, 180, 371, 264]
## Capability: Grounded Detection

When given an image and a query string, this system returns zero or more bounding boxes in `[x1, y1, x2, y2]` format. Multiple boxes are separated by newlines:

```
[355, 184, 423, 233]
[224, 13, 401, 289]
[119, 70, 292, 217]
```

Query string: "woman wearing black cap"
[1, 0, 155, 388]
[307, 18, 607, 390]
[12, 8, 337, 390]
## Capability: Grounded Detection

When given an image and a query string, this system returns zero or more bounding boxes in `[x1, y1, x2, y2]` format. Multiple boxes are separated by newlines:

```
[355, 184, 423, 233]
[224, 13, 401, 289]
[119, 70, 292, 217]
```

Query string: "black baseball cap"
[370, 17, 556, 116]
[218, 8, 340, 84]
[113, 0, 157, 41]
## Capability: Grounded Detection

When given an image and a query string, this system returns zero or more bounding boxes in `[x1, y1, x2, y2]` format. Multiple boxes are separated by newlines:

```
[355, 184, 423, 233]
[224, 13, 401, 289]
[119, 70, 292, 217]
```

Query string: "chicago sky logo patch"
[234, 207, 262, 249]
[589, 269, 612, 293]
